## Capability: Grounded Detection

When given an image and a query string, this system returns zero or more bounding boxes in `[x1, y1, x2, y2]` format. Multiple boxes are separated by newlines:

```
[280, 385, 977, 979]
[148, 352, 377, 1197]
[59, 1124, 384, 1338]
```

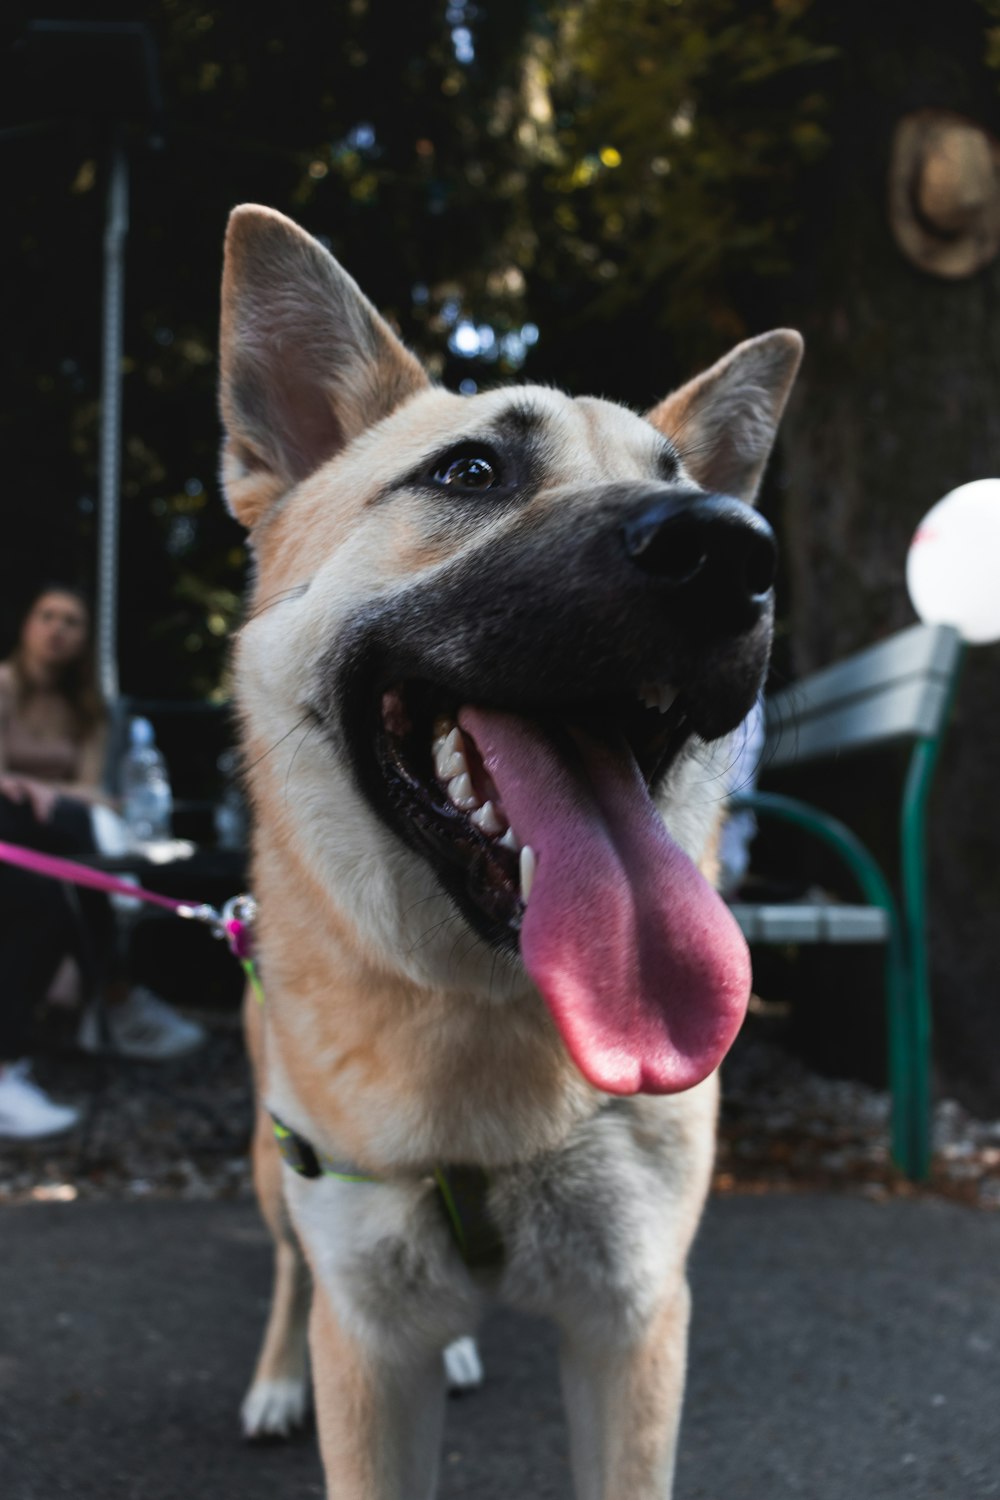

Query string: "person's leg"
[49, 799, 210, 1061]
[0, 794, 207, 1062]
[40, 798, 115, 995]
[0, 799, 78, 1058]
[0, 798, 81, 1137]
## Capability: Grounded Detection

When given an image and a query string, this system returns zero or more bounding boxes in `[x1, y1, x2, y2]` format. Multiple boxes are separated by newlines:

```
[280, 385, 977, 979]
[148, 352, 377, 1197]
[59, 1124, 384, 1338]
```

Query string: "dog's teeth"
[434, 728, 469, 783]
[470, 800, 503, 835]
[519, 845, 537, 902]
[499, 827, 520, 852]
[448, 772, 480, 812]
[431, 725, 462, 756]
[638, 681, 679, 714]
[436, 746, 468, 781]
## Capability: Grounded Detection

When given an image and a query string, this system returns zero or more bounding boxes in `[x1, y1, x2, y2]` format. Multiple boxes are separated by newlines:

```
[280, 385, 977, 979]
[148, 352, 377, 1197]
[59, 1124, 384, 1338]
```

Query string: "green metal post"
[730, 791, 916, 1176]
[898, 643, 964, 1180]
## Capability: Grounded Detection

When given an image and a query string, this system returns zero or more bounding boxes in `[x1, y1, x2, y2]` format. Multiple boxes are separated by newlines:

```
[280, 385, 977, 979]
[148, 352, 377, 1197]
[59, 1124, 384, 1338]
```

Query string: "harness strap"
[433, 1164, 505, 1269]
[269, 1112, 504, 1270]
[270, 1115, 382, 1183]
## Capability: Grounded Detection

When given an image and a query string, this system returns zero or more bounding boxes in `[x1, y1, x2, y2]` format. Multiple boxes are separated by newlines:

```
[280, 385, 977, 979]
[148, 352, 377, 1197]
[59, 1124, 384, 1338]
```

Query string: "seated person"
[0, 585, 205, 1142]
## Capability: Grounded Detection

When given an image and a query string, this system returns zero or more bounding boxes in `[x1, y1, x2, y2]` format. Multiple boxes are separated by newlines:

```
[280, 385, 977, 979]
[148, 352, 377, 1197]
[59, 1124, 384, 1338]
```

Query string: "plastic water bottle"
[213, 748, 247, 851]
[121, 717, 173, 844]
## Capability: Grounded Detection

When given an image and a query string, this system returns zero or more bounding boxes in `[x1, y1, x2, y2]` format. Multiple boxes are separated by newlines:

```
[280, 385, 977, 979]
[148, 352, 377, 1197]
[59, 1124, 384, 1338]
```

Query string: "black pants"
[0, 797, 113, 1060]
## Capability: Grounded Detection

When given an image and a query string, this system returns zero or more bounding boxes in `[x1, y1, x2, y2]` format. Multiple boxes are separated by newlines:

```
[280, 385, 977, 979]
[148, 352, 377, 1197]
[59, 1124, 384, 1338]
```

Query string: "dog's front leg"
[559, 1275, 691, 1500]
[242, 1099, 312, 1437]
[310, 1282, 446, 1500]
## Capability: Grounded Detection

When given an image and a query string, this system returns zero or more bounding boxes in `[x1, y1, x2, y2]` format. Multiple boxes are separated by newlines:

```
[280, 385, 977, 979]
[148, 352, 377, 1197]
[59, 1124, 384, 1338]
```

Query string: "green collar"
[269, 1112, 504, 1270]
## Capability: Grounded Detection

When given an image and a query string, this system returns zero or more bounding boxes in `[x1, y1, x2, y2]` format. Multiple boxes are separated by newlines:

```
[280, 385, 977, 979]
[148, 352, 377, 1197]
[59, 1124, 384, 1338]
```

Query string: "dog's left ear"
[647, 330, 803, 505]
[219, 205, 429, 527]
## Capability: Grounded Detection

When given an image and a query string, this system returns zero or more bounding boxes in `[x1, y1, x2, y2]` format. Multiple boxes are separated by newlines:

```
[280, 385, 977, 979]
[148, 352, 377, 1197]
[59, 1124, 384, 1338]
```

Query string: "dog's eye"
[433, 452, 501, 490]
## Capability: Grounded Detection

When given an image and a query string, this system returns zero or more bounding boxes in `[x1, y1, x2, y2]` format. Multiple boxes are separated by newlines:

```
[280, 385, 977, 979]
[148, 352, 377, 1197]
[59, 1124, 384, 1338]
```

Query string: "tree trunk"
[774, 0, 1000, 1112]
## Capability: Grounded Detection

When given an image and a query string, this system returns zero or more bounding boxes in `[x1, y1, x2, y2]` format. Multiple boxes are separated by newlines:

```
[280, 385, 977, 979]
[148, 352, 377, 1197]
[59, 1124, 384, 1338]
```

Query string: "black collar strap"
[269, 1112, 504, 1270]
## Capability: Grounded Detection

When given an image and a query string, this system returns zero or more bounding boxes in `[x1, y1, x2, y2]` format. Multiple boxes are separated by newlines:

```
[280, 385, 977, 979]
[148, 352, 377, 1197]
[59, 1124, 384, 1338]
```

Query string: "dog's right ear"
[219, 205, 429, 528]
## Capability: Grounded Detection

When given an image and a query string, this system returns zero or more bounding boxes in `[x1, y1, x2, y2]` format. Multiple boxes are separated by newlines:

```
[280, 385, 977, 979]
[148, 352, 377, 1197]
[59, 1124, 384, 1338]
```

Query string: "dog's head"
[220, 206, 801, 1097]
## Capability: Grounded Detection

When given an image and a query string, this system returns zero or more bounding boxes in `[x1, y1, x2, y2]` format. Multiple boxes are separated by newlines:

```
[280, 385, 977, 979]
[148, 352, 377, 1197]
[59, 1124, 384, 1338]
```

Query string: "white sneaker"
[78, 987, 207, 1061]
[0, 1061, 80, 1140]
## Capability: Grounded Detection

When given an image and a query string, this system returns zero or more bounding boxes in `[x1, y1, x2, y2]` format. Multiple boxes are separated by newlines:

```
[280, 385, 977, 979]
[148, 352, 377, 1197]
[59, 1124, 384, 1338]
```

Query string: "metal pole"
[96, 126, 129, 706]
[898, 642, 965, 1180]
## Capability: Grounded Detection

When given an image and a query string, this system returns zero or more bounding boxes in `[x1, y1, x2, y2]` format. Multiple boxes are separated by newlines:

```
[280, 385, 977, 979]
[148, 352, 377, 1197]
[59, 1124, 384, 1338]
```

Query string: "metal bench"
[727, 621, 964, 1180]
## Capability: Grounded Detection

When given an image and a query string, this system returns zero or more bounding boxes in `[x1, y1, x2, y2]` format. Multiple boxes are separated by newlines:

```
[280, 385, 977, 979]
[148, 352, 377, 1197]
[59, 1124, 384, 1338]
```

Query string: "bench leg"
[895, 734, 946, 1182]
[886, 939, 930, 1180]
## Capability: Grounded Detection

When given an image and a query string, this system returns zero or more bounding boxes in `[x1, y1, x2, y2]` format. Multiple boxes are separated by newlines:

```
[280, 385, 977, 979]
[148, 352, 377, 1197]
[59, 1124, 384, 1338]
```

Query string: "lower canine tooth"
[448, 772, 479, 811]
[520, 845, 537, 902]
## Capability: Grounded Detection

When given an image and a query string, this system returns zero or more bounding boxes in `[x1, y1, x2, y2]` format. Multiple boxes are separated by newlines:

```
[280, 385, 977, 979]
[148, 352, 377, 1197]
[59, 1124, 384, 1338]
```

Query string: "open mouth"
[374, 678, 691, 947]
[357, 675, 752, 1098]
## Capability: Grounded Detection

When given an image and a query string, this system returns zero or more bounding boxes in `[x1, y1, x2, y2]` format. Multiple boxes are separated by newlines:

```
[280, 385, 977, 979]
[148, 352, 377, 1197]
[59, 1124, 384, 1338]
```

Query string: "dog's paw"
[241, 1376, 310, 1440]
[443, 1336, 484, 1392]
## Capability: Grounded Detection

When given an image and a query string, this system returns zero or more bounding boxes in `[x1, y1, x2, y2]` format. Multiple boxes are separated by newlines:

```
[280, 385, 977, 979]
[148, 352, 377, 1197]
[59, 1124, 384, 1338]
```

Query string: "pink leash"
[0, 840, 258, 979]
[0, 839, 205, 916]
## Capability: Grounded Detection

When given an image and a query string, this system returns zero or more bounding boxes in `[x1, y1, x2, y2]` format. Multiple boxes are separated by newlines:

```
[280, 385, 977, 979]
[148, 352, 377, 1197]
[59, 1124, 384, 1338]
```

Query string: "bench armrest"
[728, 790, 902, 934]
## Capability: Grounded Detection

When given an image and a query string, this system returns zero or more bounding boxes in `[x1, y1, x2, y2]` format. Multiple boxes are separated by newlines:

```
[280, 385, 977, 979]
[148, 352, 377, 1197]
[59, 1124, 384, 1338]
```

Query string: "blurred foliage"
[499, 0, 836, 371]
[1, 0, 991, 698]
[1, 0, 536, 695]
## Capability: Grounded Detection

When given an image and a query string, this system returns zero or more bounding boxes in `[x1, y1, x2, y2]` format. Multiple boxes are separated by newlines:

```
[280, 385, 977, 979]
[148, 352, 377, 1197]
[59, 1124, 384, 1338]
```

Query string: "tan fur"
[647, 330, 802, 502]
[561, 1278, 692, 1496]
[221, 206, 801, 1494]
[240, 992, 311, 1437]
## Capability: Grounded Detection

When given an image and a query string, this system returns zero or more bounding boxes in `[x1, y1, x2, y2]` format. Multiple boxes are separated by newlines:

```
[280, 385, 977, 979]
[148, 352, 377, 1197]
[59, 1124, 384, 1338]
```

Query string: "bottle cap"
[129, 716, 155, 748]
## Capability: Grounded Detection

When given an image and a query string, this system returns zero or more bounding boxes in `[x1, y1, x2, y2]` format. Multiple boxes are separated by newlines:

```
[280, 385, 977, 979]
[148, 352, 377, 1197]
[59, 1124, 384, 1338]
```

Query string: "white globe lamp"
[906, 478, 1000, 644]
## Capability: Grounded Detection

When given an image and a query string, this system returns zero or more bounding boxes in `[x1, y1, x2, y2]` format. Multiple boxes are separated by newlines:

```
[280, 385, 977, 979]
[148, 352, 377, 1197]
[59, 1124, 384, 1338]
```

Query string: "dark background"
[2, 0, 999, 1109]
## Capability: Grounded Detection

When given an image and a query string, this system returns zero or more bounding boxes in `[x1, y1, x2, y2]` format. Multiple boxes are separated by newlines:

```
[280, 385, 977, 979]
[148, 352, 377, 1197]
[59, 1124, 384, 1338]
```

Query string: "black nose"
[621, 491, 776, 632]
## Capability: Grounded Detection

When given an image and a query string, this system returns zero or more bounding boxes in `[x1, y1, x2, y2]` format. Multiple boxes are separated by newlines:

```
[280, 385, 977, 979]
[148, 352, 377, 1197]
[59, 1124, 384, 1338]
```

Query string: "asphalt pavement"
[2, 1193, 998, 1498]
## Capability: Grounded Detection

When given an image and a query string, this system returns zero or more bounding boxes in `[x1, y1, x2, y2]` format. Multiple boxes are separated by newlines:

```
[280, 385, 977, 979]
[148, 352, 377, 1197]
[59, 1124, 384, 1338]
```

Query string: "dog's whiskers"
[243, 713, 314, 774]
[244, 584, 310, 624]
[448, 925, 487, 975]
[402, 891, 454, 920]
[284, 720, 320, 805]
[408, 911, 465, 956]
[662, 399, 717, 454]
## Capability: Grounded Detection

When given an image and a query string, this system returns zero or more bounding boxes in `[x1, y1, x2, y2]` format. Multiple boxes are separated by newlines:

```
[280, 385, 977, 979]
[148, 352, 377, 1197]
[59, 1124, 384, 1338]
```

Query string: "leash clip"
[220, 893, 258, 964]
[222, 893, 258, 930]
[176, 893, 257, 950]
[175, 901, 223, 928]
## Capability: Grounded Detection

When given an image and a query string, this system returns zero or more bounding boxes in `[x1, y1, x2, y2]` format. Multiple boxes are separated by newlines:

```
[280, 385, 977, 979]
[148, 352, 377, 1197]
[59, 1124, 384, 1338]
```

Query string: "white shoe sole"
[0, 1114, 79, 1142]
[78, 1020, 207, 1062]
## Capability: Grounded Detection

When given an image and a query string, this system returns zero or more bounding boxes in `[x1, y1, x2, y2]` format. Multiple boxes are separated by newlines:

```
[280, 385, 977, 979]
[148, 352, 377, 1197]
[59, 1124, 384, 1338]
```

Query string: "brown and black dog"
[219, 204, 801, 1498]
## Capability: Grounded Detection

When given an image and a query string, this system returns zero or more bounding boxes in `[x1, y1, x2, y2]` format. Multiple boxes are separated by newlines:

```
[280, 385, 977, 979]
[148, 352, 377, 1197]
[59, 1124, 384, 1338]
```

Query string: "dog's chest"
[284, 1082, 717, 1337]
[263, 969, 599, 1172]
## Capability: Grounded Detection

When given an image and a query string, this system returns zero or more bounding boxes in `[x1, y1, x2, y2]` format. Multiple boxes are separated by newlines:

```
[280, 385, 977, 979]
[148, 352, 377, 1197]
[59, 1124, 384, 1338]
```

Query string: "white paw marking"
[241, 1376, 309, 1439]
[443, 1335, 484, 1391]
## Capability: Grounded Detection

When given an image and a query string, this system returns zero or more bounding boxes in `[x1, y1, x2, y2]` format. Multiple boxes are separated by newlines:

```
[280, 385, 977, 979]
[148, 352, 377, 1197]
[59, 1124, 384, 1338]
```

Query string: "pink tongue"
[459, 707, 751, 1095]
